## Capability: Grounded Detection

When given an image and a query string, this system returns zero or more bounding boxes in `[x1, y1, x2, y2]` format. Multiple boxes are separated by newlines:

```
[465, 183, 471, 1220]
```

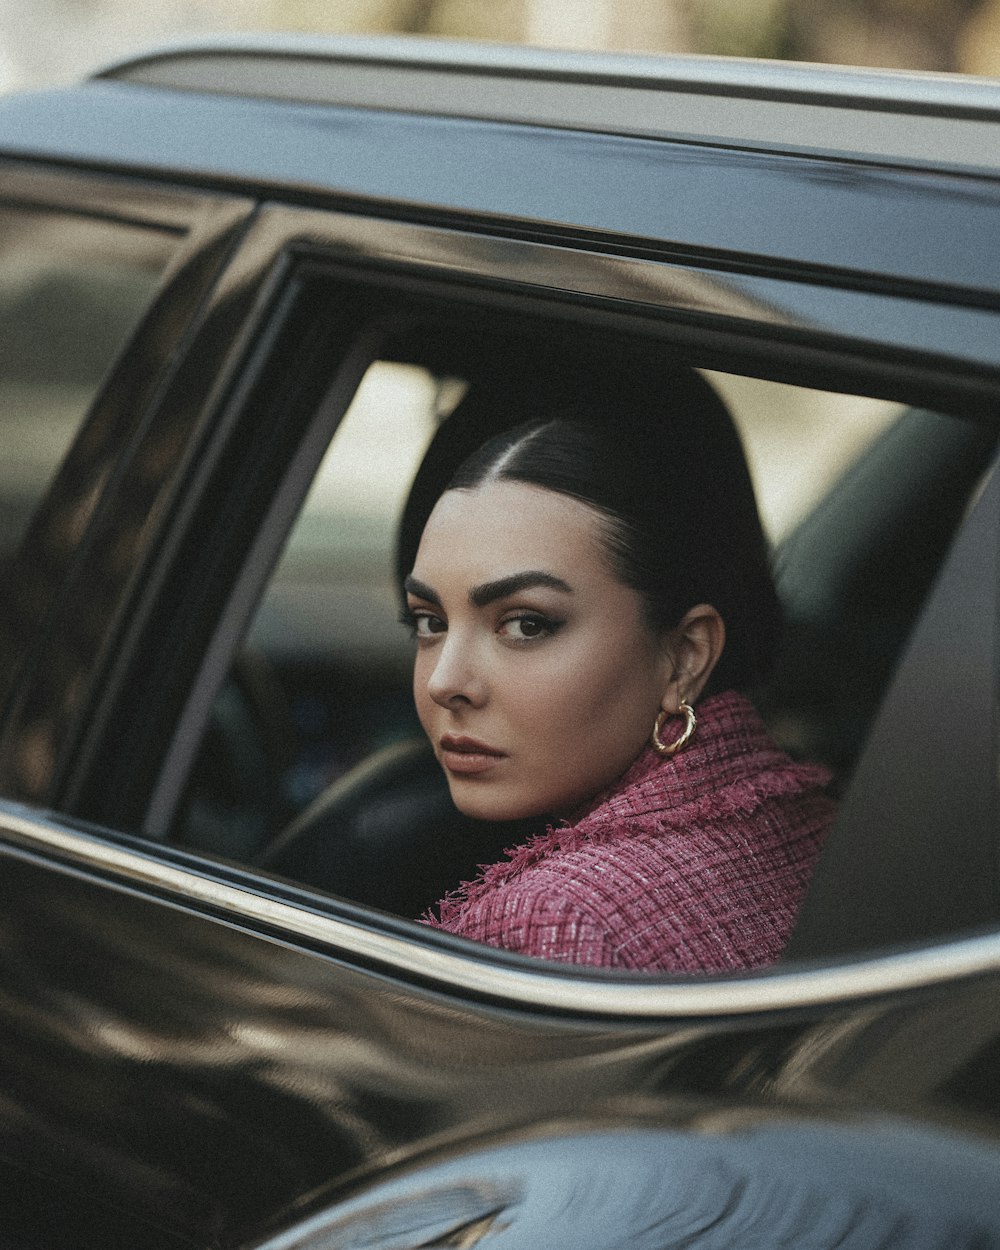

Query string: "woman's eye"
[415, 612, 446, 638]
[400, 608, 446, 639]
[498, 613, 558, 642]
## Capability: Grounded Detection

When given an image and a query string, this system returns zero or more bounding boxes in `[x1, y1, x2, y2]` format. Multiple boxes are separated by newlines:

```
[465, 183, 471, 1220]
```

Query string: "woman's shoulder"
[430, 856, 617, 966]
[429, 826, 812, 971]
[427, 792, 828, 972]
[426, 693, 836, 971]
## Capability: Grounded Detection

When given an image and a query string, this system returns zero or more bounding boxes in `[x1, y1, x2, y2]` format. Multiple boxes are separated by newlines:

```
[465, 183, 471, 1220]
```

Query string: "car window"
[0, 202, 176, 556]
[175, 361, 464, 859]
[169, 328, 993, 936]
[705, 372, 900, 543]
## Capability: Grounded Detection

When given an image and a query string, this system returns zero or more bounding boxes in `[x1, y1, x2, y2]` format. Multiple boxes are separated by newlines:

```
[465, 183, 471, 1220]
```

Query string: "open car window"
[164, 310, 998, 953]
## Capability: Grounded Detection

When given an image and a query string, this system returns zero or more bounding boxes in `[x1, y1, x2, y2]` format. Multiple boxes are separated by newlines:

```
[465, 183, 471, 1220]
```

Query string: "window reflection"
[0, 203, 174, 555]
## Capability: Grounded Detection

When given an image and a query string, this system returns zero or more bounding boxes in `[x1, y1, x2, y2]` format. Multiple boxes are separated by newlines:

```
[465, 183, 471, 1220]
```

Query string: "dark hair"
[398, 365, 782, 693]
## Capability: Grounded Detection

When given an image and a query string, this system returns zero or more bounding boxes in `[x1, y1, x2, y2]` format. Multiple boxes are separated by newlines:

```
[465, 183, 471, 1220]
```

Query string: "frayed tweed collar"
[427, 690, 831, 928]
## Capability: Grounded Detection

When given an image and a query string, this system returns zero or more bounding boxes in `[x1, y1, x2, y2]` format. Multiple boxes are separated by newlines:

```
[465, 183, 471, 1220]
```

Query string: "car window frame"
[0, 163, 256, 803]
[7, 197, 999, 989]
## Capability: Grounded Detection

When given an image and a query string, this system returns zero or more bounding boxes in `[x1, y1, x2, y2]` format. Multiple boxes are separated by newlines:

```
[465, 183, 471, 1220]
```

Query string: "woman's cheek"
[501, 655, 573, 720]
[522, 640, 597, 709]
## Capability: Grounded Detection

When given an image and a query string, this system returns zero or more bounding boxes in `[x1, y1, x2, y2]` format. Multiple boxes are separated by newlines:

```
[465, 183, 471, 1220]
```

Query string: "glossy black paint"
[1, 83, 999, 299]
[254, 1128, 1000, 1249]
[1, 42, 1000, 1250]
[1, 824, 999, 1248]
[0, 168, 254, 799]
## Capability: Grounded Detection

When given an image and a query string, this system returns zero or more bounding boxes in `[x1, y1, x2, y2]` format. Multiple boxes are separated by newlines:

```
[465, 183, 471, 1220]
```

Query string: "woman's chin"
[448, 779, 541, 824]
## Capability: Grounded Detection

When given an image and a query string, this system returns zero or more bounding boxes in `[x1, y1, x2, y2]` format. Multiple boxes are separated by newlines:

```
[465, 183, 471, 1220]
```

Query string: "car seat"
[785, 432, 1000, 958]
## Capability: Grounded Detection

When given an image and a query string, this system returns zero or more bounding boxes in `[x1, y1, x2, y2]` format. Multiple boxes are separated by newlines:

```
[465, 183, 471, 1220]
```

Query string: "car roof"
[2, 34, 999, 376]
[94, 34, 1000, 173]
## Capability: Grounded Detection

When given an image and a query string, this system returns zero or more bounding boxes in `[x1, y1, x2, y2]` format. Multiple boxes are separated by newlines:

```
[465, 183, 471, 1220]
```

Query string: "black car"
[0, 35, 998, 1249]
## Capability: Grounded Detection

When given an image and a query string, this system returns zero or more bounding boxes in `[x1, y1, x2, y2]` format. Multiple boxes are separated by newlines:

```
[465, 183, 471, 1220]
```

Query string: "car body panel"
[2, 81, 1000, 303]
[1, 803, 1000, 1245]
[90, 33, 1000, 175]
[1, 38, 999, 1249]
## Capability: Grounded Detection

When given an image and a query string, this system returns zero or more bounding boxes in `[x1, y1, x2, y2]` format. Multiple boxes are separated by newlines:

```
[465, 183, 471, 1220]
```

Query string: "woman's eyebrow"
[470, 571, 572, 607]
[403, 575, 441, 605]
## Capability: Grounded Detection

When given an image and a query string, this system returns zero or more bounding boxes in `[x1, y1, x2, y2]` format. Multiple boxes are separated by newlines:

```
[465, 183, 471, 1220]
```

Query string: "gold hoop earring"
[651, 702, 696, 757]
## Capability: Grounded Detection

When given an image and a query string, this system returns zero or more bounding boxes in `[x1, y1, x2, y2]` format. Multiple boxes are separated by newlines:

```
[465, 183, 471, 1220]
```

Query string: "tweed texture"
[423, 691, 835, 973]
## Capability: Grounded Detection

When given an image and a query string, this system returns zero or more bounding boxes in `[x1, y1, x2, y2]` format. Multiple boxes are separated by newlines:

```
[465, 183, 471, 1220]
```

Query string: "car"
[0, 33, 998, 1249]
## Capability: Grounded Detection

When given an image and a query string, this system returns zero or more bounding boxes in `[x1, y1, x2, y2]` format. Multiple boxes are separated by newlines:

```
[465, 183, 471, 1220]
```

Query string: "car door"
[0, 124, 999, 1249]
[0, 162, 254, 789]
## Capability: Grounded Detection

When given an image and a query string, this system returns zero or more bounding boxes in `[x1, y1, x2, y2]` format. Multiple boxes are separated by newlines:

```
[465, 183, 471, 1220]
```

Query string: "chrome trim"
[2, 804, 999, 1019]
[93, 36, 1000, 172]
[95, 34, 1000, 115]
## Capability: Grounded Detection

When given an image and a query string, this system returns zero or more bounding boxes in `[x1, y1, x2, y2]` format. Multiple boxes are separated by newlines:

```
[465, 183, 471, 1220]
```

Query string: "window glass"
[0, 203, 176, 555]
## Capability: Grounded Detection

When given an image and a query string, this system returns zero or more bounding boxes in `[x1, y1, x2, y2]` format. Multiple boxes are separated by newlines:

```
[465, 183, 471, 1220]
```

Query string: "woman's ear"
[659, 604, 726, 710]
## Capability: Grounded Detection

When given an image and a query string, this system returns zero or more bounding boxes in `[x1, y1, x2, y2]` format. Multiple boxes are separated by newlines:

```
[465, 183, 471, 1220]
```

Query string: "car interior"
[161, 312, 1000, 957]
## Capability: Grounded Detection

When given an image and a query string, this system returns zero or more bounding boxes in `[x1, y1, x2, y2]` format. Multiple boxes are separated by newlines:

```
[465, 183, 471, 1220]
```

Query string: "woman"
[401, 367, 835, 973]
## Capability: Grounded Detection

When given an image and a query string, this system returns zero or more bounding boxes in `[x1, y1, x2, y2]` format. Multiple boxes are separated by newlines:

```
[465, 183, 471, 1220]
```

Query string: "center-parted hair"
[398, 361, 781, 694]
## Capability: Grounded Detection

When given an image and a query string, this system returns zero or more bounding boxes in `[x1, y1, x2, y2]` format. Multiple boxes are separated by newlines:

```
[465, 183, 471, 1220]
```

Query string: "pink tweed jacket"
[424, 692, 835, 973]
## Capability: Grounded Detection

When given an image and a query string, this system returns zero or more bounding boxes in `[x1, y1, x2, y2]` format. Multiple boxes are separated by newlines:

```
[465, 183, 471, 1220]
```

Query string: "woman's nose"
[425, 634, 486, 708]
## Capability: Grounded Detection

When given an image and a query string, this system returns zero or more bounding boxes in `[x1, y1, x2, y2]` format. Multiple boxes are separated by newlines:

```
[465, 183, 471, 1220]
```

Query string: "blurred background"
[1, 0, 999, 93]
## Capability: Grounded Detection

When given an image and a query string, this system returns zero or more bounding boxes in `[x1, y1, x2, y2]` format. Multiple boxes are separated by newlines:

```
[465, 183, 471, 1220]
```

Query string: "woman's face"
[405, 479, 674, 821]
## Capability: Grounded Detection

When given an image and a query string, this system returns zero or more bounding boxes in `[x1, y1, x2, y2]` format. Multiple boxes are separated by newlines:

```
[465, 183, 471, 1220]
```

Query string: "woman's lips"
[439, 734, 506, 776]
